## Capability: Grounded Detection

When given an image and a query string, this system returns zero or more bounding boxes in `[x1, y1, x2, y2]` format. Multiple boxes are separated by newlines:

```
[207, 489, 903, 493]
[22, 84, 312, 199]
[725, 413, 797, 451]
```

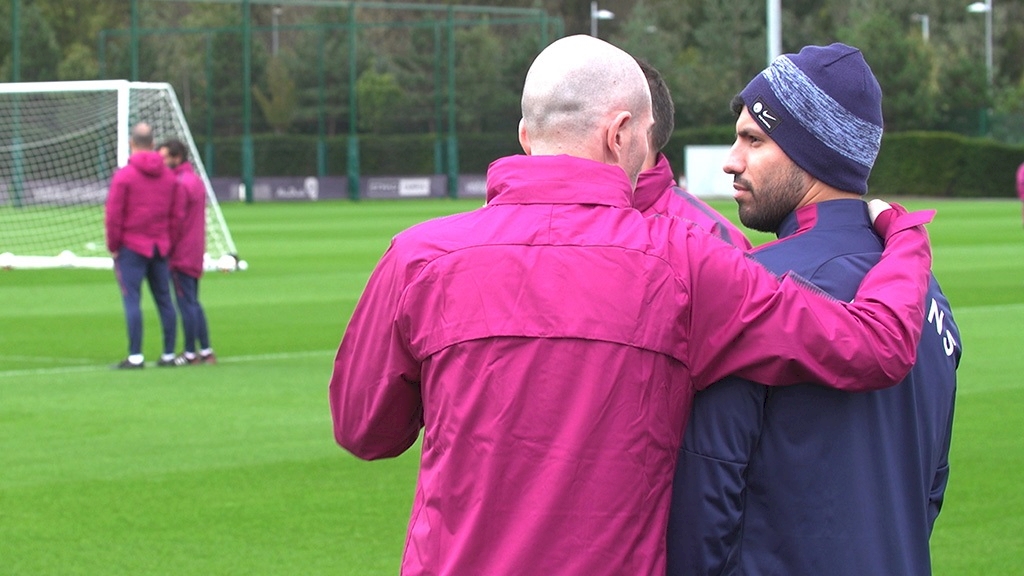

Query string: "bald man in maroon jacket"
[105, 122, 184, 369]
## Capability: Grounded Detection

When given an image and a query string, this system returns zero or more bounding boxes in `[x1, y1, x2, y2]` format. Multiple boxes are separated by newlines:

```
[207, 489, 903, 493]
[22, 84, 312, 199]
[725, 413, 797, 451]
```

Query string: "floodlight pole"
[767, 0, 782, 64]
[272, 6, 282, 56]
[967, 0, 993, 88]
[911, 13, 930, 43]
[967, 0, 994, 135]
[590, 2, 614, 38]
[984, 0, 993, 88]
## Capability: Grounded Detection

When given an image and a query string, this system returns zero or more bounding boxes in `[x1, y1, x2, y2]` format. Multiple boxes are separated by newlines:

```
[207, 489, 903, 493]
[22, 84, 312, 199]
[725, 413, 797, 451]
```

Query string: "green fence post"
[11, 1, 23, 207]
[97, 31, 107, 79]
[12, 98, 24, 208]
[204, 33, 215, 175]
[130, 0, 139, 81]
[433, 22, 444, 175]
[241, 0, 254, 202]
[317, 27, 327, 177]
[446, 6, 459, 198]
[11, 0, 20, 81]
[347, 4, 360, 200]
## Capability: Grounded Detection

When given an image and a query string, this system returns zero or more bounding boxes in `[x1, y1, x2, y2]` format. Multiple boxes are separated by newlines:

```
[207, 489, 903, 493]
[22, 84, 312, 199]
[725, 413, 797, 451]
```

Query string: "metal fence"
[7, 0, 563, 201]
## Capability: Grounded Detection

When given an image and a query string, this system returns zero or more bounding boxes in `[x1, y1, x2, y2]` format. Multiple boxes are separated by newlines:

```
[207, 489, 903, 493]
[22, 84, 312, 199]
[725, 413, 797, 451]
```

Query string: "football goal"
[0, 80, 240, 271]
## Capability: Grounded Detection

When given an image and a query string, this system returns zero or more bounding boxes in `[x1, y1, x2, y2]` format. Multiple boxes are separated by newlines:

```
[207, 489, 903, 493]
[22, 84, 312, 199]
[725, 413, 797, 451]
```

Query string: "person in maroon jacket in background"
[159, 139, 216, 366]
[105, 122, 184, 369]
[633, 58, 752, 250]
[1016, 160, 1024, 228]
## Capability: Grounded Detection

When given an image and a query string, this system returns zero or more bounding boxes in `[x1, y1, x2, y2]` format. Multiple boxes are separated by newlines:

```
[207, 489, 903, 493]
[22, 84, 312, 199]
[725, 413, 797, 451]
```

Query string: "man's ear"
[518, 118, 531, 155]
[604, 111, 631, 164]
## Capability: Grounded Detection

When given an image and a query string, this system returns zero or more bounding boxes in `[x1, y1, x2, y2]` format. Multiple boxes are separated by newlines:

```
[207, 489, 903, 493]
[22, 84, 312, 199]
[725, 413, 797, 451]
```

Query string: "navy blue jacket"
[667, 200, 961, 576]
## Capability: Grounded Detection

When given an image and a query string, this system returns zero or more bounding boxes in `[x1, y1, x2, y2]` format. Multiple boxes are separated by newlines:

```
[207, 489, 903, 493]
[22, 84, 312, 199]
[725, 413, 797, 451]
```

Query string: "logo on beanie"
[750, 97, 782, 133]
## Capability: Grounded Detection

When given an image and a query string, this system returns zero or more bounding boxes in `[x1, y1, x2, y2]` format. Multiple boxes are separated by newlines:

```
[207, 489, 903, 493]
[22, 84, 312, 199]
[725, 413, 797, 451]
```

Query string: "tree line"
[1, 0, 1023, 143]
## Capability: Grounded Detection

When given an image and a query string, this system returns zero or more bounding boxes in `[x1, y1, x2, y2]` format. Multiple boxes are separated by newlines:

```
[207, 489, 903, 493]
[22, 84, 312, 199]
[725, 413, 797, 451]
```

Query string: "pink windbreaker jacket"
[169, 161, 207, 278]
[330, 154, 932, 576]
[634, 153, 753, 250]
[105, 150, 181, 258]
[1016, 161, 1024, 200]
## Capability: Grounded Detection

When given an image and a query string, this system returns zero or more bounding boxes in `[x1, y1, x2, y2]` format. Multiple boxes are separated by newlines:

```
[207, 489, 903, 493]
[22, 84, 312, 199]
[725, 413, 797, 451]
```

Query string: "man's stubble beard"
[736, 164, 808, 234]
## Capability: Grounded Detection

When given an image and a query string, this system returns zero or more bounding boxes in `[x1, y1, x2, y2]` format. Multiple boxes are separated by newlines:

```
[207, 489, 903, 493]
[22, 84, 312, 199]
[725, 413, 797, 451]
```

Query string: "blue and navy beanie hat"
[739, 43, 883, 195]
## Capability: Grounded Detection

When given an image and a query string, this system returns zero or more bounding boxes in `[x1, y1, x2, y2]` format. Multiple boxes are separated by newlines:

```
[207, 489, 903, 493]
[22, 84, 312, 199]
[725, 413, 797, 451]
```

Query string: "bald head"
[130, 123, 155, 151]
[520, 35, 652, 164]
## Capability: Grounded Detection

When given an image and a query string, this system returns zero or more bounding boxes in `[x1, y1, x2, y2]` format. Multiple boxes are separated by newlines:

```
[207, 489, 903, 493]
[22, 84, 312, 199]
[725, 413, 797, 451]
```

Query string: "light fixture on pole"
[911, 13, 930, 43]
[590, 2, 615, 38]
[967, 0, 993, 88]
[272, 6, 282, 56]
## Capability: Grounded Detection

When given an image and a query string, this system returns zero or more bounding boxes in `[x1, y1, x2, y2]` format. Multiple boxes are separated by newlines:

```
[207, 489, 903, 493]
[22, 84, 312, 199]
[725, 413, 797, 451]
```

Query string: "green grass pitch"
[1, 198, 1021, 574]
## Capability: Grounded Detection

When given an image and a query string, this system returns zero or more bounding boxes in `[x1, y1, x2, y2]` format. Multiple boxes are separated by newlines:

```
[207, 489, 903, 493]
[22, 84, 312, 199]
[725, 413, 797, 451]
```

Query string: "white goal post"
[0, 80, 241, 271]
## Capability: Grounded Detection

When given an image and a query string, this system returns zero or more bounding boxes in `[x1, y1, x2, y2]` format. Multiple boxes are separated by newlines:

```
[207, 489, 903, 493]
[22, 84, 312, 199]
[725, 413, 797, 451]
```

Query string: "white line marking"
[0, 350, 335, 379]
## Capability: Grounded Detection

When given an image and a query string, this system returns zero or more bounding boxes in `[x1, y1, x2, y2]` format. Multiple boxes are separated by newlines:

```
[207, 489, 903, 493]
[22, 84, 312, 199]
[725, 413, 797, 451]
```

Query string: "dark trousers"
[172, 270, 210, 354]
[114, 248, 176, 356]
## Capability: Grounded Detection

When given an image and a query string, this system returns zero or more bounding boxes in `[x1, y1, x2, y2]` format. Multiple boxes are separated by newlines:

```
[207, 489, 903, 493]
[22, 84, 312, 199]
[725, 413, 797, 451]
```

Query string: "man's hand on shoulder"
[868, 199, 936, 241]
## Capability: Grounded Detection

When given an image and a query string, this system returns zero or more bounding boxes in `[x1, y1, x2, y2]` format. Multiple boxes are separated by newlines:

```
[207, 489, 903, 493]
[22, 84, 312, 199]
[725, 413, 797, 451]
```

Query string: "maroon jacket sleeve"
[105, 170, 128, 253]
[168, 177, 188, 256]
[329, 241, 423, 460]
[684, 208, 934, 392]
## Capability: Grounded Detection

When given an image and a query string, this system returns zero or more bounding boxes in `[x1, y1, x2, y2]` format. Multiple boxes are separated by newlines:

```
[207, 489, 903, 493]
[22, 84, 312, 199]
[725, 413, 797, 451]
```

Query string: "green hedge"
[195, 129, 1024, 198]
[662, 125, 736, 170]
[196, 132, 519, 177]
[872, 132, 1021, 198]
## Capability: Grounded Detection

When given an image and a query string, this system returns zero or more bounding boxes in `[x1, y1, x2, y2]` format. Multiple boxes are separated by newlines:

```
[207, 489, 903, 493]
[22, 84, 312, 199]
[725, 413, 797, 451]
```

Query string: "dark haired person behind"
[159, 139, 216, 365]
[633, 58, 751, 250]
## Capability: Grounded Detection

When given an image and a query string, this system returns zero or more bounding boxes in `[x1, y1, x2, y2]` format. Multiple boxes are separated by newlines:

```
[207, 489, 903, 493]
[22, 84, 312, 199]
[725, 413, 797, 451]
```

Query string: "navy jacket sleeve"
[929, 396, 956, 531]
[667, 377, 766, 576]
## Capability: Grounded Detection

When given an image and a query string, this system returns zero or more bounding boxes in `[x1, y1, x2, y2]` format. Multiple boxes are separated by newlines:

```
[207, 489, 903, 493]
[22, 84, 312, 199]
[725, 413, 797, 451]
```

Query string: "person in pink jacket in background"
[159, 139, 216, 366]
[1016, 160, 1024, 227]
[105, 122, 183, 369]
[633, 58, 753, 250]
[329, 34, 935, 576]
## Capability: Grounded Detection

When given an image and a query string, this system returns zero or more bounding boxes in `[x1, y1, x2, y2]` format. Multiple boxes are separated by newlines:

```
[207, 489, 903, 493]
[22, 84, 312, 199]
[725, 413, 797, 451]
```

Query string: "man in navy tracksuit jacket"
[666, 44, 961, 575]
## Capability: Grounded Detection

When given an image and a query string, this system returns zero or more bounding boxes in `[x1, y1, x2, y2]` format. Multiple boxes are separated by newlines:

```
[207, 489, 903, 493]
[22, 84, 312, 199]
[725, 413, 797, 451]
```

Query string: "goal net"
[0, 80, 240, 271]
